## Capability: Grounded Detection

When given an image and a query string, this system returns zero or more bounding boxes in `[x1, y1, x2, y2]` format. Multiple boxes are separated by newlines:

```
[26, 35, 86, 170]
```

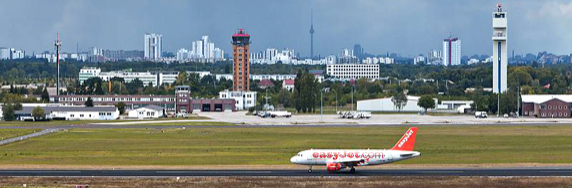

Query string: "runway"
[2, 168, 572, 177]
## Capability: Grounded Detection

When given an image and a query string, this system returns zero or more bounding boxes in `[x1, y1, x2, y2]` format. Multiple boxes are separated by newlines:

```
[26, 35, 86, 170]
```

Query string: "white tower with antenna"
[492, 3, 507, 94]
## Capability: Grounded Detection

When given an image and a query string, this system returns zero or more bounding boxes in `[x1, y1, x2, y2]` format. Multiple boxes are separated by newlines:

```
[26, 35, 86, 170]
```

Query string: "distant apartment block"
[442, 37, 461, 66]
[78, 67, 177, 86]
[177, 36, 225, 62]
[362, 57, 394, 64]
[144, 33, 162, 60]
[326, 64, 379, 79]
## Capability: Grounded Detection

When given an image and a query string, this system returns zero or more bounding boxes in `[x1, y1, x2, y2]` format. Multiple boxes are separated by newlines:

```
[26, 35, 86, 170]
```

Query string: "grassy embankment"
[1, 126, 572, 166]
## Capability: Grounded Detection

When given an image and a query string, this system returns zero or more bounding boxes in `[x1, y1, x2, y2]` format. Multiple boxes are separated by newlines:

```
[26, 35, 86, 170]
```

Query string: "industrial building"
[357, 96, 437, 112]
[10, 105, 119, 121]
[127, 105, 165, 119]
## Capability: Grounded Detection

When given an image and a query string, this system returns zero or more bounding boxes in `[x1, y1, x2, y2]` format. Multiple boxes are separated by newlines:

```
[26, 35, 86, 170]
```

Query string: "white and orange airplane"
[290, 127, 420, 173]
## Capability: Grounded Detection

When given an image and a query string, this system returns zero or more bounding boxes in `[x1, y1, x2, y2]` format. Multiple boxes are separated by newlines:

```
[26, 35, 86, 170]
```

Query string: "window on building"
[70, 114, 75, 118]
[80, 114, 84, 117]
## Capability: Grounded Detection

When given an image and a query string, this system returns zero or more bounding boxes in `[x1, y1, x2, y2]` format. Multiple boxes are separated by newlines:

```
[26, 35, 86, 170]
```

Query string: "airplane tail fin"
[390, 127, 418, 151]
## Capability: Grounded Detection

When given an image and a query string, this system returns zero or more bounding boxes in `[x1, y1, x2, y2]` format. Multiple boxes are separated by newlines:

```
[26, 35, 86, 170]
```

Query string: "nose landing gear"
[308, 166, 312, 173]
[350, 167, 355, 173]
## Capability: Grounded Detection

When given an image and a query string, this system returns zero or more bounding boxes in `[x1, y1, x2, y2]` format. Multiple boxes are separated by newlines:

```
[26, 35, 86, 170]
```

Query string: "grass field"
[1, 126, 572, 166]
[0, 129, 41, 140]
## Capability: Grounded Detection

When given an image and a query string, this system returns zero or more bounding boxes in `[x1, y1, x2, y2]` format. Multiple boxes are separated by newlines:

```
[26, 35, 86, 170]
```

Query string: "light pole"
[351, 84, 354, 111]
[517, 85, 520, 118]
[320, 88, 323, 122]
[334, 90, 338, 112]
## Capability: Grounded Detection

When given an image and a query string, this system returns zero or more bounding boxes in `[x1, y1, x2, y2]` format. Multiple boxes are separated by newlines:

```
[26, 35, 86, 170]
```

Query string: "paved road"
[1, 122, 572, 129]
[2, 168, 572, 177]
[0, 128, 61, 145]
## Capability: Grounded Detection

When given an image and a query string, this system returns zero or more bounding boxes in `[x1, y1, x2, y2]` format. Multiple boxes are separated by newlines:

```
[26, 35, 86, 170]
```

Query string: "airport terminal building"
[46, 85, 236, 114]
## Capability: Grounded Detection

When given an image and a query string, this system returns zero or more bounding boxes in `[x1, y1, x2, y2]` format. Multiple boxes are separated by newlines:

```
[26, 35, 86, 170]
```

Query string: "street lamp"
[320, 88, 323, 123]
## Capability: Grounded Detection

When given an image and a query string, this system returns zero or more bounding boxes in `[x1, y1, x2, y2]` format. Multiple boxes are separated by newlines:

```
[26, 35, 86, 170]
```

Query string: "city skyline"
[0, 0, 571, 57]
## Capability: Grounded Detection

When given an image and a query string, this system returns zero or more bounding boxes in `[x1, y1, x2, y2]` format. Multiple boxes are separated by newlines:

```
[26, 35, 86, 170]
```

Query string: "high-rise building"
[309, 9, 315, 59]
[353, 44, 363, 59]
[493, 4, 508, 94]
[232, 29, 251, 92]
[144, 33, 162, 60]
[442, 37, 461, 66]
[0, 47, 10, 60]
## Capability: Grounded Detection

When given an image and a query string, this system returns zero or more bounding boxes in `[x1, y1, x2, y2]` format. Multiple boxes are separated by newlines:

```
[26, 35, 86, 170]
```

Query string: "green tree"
[293, 70, 319, 113]
[41, 87, 50, 103]
[116, 102, 126, 114]
[2, 103, 15, 121]
[417, 95, 435, 113]
[277, 89, 292, 108]
[32, 106, 45, 120]
[85, 97, 94, 107]
[391, 92, 408, 112]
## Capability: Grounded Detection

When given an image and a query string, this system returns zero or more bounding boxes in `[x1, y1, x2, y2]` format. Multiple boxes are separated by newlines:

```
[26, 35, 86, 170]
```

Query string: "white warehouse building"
[357, 96, 437, 112]
[326, 64, 379, 79]
[79, 67, 178, 86]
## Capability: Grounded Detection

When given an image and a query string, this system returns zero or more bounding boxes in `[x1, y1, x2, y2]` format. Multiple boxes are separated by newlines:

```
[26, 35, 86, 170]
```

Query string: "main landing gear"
[308, 166, 313, 173]
[350, 167, 355, 173]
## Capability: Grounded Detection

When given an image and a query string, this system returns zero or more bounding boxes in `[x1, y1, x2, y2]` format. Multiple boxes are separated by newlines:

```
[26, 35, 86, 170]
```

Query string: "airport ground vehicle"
[337, 111, 372, 119]
[475, 111, 488, 118]
[291, 127, 420, 173]
[257, 111, 292, 118]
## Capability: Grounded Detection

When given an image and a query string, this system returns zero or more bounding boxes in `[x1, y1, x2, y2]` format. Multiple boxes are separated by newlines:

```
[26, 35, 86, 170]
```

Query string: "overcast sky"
[0, 0, 571, 57]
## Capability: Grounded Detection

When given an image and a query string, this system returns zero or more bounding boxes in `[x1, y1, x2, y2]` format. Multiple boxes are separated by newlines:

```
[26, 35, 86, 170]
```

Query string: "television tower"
[309, 9, 315, 59]
[55, 33, 61, 103]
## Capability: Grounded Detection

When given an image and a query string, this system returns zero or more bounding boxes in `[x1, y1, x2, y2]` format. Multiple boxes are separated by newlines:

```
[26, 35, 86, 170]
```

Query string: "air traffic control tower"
[231, 29, 251, 92]
[492, 4, 507, 94]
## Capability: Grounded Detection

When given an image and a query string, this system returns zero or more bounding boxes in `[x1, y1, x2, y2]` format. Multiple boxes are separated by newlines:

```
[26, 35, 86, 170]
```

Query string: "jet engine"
[326, 163, 342, 172]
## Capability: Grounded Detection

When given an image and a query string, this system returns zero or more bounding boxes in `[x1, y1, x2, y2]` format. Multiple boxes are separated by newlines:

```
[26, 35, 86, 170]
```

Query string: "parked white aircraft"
[290, 127, 420, 173]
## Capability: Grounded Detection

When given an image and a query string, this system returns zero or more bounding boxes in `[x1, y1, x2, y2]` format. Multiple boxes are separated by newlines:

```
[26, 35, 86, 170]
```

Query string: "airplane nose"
[290, 156, 297, 163]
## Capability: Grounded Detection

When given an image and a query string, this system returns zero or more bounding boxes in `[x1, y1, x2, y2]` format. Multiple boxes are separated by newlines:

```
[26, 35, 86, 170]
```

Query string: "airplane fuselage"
[290, 149, 420, 166]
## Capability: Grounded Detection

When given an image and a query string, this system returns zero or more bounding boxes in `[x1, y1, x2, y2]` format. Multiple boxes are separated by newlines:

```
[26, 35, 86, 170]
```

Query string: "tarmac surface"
[2, 168, 572, 177]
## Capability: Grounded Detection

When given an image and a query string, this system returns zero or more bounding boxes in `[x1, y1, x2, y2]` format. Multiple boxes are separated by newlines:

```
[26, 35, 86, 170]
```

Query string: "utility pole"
[334, 94, 338, 112]
[497, 93, 500, 117]
[320, 88, 323, 122]
[517, 86, 520, 118]
[264, 89, 271, 110]
[55, 33, 61, 103]
[351, 85, 354, 111]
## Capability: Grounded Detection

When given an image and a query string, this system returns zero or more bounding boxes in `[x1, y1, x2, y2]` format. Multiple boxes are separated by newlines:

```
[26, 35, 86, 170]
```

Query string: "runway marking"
[0, 171, 81, 173]
[156, 171, 273, 174]
[540, 171, 572, 173]
[418, 171, 464, 174]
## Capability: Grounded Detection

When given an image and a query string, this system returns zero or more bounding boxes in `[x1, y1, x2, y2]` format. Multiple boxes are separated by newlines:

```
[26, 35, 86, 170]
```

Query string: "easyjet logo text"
[311, 151, 385, 160]
[398, 130, 414, 148]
